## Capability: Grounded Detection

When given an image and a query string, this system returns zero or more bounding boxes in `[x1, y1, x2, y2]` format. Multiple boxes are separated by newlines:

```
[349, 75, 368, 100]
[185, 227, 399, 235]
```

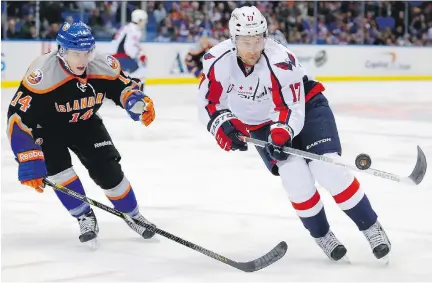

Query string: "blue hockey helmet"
[56, 22, 95, 51]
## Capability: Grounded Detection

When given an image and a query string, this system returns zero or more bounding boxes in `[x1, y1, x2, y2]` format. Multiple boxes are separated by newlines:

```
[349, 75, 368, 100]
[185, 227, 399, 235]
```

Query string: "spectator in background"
[153, 2, 166, 26]
[2, 1, 432, 46]
[268, 21, 288, 46]
[6, 18, 19, 38]
[44, 23, 59, 39]
[20, 13, 35, 38]
[428, 22, 432, 42]
[155, 26, 171, 42]
[76, 1, 96, 13]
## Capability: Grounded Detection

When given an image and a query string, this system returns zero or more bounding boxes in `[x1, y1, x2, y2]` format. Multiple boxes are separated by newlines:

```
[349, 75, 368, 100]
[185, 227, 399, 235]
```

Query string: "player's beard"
[238, 51, 261, 66]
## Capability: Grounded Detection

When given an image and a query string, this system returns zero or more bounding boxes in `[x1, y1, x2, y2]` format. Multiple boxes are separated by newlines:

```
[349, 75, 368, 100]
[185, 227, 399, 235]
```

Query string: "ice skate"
[362, 221, 391, 263]
[77, 209, 99, 249]
[126, 213, 156, 239]
[315, 230, 349, 262]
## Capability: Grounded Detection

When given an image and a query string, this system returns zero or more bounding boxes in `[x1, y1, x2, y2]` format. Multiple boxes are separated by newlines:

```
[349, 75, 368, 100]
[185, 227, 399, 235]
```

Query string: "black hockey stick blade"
[406, 145, 427, 185]
[230, 241, 288, 272]
[43, 178, 287, 272]
[134, 215, 288, 272]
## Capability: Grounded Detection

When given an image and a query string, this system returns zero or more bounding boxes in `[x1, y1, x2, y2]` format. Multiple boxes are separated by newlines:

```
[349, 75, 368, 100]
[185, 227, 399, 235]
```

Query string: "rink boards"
[1, 41, 431, 88]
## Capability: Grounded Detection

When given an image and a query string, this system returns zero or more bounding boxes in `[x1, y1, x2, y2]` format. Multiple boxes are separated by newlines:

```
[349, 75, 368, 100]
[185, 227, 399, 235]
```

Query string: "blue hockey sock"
[103, 176, 139, 216]
[50, 168, 90, 217]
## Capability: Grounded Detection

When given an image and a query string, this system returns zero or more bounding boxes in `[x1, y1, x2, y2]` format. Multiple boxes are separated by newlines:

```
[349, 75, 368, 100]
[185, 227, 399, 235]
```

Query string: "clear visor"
[61, 47, 96, 66]
[235, 34, 265, 52]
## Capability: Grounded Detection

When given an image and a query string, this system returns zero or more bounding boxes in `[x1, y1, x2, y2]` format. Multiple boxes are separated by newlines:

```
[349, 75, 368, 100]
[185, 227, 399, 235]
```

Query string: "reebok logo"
[94, 141, 113, 148]
[18, 150, 44, 162]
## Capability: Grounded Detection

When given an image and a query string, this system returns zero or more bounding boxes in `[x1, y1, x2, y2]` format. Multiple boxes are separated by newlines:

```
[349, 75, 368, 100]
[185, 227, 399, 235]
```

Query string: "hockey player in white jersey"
[198, 6, 391, 262]
[112, 9, 148, 84]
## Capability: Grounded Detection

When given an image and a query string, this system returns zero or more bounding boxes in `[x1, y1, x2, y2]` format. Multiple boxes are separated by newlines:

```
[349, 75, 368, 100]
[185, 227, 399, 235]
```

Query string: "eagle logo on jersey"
[275, 52, 297, 71]
[203, 53, 215, 60]
[274, 62, 292, 71]
[106, 55, 119, 70]
[27, 69, 43, 85]
[287, 52, 296, 67]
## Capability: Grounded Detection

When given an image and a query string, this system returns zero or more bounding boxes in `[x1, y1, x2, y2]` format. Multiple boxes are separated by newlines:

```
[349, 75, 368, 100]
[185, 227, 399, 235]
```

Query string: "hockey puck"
[355, 153, 371, 170]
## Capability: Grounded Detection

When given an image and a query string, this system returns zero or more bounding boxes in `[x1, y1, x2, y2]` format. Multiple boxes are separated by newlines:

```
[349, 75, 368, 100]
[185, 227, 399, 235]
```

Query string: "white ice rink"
[2, 82, 432, 282]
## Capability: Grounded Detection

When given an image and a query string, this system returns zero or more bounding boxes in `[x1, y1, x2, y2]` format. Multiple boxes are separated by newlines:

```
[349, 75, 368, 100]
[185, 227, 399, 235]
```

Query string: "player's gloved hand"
[266, 123, 293, 161]
[208, 110, 250, 151]
[124, 90, 155, 126]
[139, 54, 147, 65]
[17, 149, 47, 193]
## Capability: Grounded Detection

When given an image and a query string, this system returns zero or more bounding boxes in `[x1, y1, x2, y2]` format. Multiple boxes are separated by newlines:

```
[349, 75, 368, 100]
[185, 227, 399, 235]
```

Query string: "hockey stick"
[43, 178, 288, 272]
[242, 136, 427, 186]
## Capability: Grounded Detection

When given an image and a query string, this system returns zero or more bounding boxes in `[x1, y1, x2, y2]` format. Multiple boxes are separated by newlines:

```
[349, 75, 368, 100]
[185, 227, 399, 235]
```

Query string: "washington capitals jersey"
[111, 22, 142, 59]
[7, 51, 140, 161]
[198, 39, 306, 137]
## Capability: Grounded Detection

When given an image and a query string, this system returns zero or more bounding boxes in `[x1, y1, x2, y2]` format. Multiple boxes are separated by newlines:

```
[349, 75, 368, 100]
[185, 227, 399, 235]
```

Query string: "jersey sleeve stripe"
[204, 66, 223, 116]
[22, 76, 75, 95]
[204, 49, 231, 117]
[263, 52, 291, 124]
[7, 113, 33, 141]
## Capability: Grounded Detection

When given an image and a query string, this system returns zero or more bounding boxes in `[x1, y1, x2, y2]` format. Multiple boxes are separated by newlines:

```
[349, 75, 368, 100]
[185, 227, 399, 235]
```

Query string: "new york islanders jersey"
[198, 39, 306, 137]
[7, 51, 140, 161]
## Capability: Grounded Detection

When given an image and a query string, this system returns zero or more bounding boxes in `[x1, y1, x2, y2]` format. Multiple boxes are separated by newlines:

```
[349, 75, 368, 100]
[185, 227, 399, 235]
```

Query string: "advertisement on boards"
[364, 51, 411, 71]
[1, 41, 431, 88]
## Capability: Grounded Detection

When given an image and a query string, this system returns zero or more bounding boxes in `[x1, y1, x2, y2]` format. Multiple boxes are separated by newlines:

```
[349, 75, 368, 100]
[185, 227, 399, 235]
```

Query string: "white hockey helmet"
[132, 9, 148, 24]
[229, 6, 268, 41]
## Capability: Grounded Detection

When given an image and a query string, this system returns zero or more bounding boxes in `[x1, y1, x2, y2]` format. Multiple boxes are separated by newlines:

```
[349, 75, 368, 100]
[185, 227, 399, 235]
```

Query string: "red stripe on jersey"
[278, 108, 291, 123]
[245, 121, 273, 131]
[205, 104, 216, 115]
[198, 73, 206, 89]
[291, 190, 321, 211]
[205, 66, 223, 116]
[112, 53, 129, 58]
[333, 178, 360, 204]
[305, 82, 325, 102]
[270, 73, 290, 123]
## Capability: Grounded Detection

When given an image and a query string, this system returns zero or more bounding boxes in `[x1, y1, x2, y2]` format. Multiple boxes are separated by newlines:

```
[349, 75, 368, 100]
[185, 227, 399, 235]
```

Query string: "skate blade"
[86, 238, 99, 250]
[340, 255, 351, 264]
[378, 254, 390, 265]
[333, 254, 351, 264]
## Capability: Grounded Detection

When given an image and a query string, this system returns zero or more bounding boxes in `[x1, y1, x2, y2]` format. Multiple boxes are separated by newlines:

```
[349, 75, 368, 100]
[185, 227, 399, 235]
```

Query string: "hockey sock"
[299, 208, 330, 238]
[333, 178, 377, 231]
[50, 168, 90, 217]
[291, 190, 330, 238]
[103, 176, 139, 216]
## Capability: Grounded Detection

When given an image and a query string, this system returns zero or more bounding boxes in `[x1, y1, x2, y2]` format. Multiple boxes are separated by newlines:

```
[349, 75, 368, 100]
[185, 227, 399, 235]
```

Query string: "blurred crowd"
[2, 1, 432, 46]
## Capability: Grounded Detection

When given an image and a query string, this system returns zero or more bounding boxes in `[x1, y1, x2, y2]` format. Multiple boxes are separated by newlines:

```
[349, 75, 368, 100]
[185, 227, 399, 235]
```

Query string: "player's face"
[64, 48, 95, 75]
[236, 34, 265, 65]
[137, 20, 146, 30]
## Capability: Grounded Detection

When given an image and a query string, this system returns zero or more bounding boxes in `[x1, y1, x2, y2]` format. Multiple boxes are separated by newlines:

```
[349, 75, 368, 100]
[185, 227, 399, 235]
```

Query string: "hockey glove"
[17, 149, 47, 193]
[266, 123, 293, 161]
[208, 110, 250, 151]
[139, 54, 147, 65]
[124, 90, 155, 126]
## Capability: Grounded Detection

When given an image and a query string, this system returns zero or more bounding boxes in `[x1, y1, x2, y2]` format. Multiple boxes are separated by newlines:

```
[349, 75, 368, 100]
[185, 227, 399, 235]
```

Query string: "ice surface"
[2, 82, 432, 282]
